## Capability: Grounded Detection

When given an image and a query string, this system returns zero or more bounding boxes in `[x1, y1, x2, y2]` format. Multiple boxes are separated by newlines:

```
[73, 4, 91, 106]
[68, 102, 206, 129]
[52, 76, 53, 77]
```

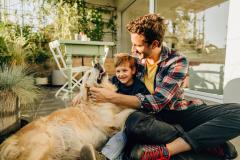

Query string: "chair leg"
[55, 79, 82, 99]
[55, 71, 87, 99]
[55, 82, 69, 97]
[72, 77, 84, 91]
[72, 77, 82, 89]
[72, 73, 83, 88]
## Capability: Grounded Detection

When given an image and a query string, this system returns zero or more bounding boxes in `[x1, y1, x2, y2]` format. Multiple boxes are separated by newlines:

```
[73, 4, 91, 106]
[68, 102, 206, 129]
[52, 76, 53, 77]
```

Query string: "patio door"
[154, 0, 230, 103]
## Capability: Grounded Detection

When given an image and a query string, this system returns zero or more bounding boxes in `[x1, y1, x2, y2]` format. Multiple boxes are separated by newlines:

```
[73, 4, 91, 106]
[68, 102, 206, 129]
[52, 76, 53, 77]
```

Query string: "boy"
[99, 53, 150, 160]
[111, 52, 149, 96]
[78, 53, 149, 160]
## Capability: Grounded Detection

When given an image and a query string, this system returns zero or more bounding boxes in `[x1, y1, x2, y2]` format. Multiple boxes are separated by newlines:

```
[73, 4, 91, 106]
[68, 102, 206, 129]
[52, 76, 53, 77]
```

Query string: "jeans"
[125, 103, 240, 152]
[101, 131, 126, 160]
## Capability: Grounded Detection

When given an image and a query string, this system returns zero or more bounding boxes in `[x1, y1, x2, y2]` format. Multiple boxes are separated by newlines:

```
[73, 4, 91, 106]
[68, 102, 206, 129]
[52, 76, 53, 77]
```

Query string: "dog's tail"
[0, 135, 22, 160]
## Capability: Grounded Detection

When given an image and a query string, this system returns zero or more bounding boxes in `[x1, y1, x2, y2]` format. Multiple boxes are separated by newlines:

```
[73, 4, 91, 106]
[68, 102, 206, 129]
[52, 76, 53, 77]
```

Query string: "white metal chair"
[49, 40, 91, 99]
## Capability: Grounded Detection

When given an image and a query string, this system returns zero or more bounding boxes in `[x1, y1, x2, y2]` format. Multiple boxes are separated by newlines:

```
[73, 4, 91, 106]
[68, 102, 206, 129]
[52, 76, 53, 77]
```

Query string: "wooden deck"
[21, 86, 66, 120]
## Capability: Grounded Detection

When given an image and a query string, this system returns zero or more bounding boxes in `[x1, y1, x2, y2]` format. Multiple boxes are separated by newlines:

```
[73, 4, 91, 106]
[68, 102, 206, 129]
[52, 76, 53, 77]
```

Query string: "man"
[82, 14, 240, 159]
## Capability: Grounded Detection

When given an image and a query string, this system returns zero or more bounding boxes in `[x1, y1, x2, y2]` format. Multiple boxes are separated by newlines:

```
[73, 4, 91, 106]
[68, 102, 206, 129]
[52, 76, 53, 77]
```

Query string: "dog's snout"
[94, 63, 104, 73]
[94, 63, 101, 70]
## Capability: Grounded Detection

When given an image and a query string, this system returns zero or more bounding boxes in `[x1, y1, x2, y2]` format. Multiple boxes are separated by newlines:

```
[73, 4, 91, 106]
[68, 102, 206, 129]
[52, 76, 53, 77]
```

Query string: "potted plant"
[0, 65, 38, 140]
[34, 50, 52, 85]
[26, 49, 52, 85]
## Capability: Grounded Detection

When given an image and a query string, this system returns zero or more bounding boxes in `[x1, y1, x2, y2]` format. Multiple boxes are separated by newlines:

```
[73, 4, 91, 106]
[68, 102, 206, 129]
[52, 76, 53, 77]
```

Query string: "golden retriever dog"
[0, 63, 134, 160]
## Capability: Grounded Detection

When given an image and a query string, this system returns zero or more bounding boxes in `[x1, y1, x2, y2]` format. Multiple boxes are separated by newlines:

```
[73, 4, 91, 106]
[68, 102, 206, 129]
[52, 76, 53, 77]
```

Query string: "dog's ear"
[79, 70, 91, 102]
[91, 59, 95, 67]
[92, 56, 100, 67]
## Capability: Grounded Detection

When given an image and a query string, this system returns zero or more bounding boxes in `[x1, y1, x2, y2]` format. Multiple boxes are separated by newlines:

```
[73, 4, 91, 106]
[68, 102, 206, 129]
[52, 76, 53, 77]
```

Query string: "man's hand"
[72, 93, 81, 105]
[90, 87, 140, 108]
[90, 87, 115, 103]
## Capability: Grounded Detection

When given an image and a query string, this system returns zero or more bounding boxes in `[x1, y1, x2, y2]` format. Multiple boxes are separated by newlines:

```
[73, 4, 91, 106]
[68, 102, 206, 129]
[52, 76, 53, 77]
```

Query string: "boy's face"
[115, 63, 135, 86]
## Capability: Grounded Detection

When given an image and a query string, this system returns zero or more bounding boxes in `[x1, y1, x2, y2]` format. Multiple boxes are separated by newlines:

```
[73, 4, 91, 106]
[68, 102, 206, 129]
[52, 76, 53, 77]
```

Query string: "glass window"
[156, 0, 229, 95]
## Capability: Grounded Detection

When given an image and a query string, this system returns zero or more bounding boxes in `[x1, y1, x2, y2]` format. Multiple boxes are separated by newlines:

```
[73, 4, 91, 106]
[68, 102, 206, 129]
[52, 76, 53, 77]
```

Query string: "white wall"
[223, 0, 240, 103]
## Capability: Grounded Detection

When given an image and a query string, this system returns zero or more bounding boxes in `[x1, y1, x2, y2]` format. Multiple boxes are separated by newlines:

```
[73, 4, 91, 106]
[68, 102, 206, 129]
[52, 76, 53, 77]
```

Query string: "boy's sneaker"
[79, 144, 107, 160]
[204, 141, 238, 159]
[130, 144, 170, 160]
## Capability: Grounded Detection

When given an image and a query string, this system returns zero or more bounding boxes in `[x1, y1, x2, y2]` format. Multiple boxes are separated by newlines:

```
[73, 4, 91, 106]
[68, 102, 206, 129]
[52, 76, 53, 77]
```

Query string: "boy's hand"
[90, 87, 115, 103]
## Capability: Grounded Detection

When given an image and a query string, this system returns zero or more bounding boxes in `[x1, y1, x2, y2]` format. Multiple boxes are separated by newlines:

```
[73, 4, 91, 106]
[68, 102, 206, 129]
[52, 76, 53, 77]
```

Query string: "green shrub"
[25, 50, 50, 64]
[35, 50, 51, 64]
[0, 36, 8, 53]
[0, 36, 12, 69]
[0, 65, 39, 105]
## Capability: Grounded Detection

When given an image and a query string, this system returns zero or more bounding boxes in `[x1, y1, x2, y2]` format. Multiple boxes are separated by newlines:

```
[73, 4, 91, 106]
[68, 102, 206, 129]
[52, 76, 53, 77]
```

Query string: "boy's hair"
[114, 53, 135, 70]
[126, 14, 167, 47]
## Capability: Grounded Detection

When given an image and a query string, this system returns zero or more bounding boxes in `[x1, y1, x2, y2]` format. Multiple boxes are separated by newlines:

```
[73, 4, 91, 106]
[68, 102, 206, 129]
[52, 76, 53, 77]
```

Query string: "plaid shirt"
[135, 46, 202, 112]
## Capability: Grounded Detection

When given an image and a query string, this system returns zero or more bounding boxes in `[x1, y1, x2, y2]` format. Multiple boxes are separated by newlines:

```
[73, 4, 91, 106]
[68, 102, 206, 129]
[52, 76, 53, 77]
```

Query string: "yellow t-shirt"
[144, 60, 159, 94]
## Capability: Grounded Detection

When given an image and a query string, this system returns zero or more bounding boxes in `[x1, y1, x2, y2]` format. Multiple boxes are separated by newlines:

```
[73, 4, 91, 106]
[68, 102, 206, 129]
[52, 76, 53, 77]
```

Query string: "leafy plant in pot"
[26, 49, 52, 85]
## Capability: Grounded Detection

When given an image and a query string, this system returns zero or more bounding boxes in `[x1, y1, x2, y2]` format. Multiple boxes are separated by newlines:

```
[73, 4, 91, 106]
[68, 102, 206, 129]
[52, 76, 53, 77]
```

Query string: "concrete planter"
[52, 70, 67, 86]
[35, 77, 48, 85]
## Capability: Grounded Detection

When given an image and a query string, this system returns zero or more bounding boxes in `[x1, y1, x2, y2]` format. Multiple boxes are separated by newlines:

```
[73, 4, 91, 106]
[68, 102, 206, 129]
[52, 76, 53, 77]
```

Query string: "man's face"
[130, 33, 152, 60]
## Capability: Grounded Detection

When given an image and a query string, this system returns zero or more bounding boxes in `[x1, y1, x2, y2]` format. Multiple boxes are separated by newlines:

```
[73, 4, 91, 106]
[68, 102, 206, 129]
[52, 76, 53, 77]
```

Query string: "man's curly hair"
[126, 14, 167, 47]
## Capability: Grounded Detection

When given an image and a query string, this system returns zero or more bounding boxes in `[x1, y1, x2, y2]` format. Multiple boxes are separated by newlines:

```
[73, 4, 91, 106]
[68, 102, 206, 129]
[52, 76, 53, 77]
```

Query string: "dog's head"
[79, 63, 116, 102]
[82, 63, 108, 87]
